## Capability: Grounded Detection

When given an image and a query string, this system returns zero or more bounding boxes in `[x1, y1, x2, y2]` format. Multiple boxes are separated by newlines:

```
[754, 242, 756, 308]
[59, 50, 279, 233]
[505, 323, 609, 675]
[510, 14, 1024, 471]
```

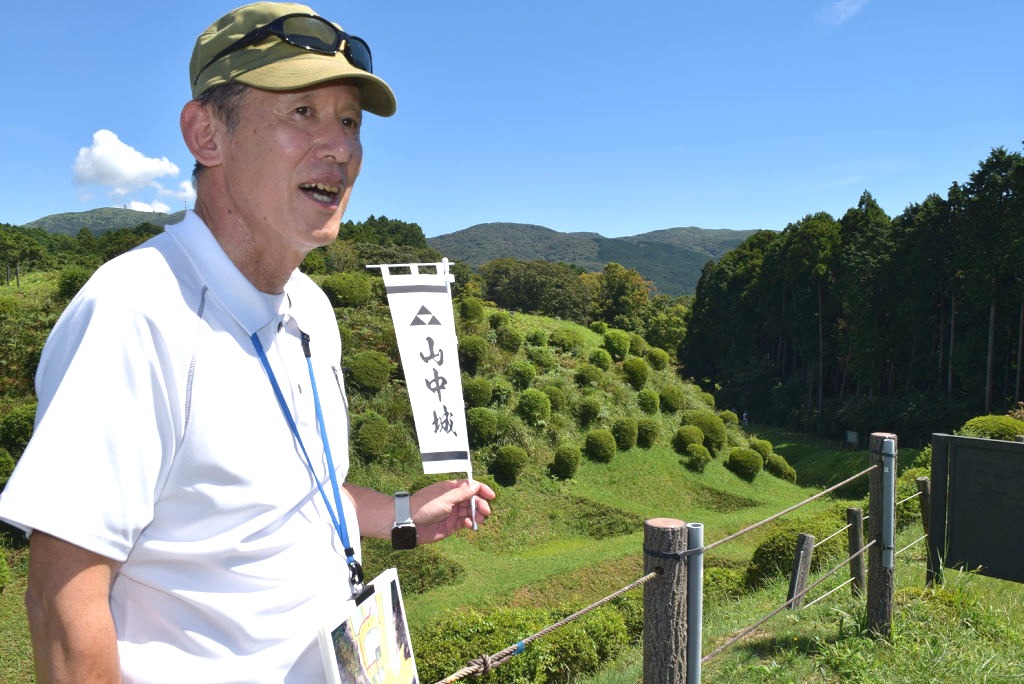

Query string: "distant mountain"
[26, 208, 187, 236]
[24, 209, 756, 296]
[428, 223, 758, 296]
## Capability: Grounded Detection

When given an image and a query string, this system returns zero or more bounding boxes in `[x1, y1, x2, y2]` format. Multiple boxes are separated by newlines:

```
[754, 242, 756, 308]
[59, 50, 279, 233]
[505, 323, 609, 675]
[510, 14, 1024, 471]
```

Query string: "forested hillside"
[25, 207, 186, 236]
[427, 222, 755, 296]
[681, 145, 1024, 445]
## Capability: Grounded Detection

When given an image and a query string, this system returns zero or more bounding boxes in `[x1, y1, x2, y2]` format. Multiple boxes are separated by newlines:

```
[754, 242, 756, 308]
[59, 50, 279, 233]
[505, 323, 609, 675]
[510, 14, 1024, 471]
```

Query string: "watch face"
[391, 525, 417, 550]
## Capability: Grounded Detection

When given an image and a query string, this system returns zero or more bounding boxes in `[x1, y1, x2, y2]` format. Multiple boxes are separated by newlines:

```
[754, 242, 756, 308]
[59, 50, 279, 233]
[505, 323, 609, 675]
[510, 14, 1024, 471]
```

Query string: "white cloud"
[127, 199, 172, 213]
[157, 179, 197, 204]
[73, 129, 179, 195]
[819, 0, 870, 26]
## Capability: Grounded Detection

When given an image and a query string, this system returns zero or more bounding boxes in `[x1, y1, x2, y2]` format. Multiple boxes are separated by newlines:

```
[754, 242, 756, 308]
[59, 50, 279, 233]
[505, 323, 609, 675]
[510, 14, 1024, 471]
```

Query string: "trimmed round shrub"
[549, 327, 585, 353]
[490, 378, 514, 406]
[659, 385, 686, 413]
[462, 376, 493, 408]
[495, 325, 523, 353]
[896, 466, 929, 530]
[574, 363, 603, 388]
[506, 360, 537, 390]
[622, 357, 649, 390]
[541, 384, 567, 412]
[352, 411, 390, 461]
[549, 444, 581, 480]
[589, 321, 608, 334]
[585, 429, 617, 463]
[637, 417, 659, 448]
[576, 396, 603, 427]
[361, 537, 465, 596]
[489, 445, 528, 486]
[467, 407, 500, 447]
[672, 424, 704, 456]
[516, 388, 552, 426]
[414, 608, 544, 683]
[960, 414, 1024, 441]
[458, 296, 485, 322]
[611, 417, 638, 451]
[603, 329, 631, 361]
[544, 609, 627, 679]
[611, 591, 643, 644]
[684, 443, 712, 473]
[0, 448, 16, 488]
[345, 350, 392, 393]
[749, 437, 773, 464]
[0, 402, 37, 454]
[524, 345, 555, 369]
[488, 310, 510, 329]
[628, 333, 648, 357]
[637, 388, 660, 414]
[588, 348, 613, 370]
[765, 452, 797, 483]
[704, 566, 745, 602]
[321, 272, 373, 307]
[526, 329, 548, 346]
[646, 346, 670, 371]
[700, 391, 716, 408]
[458, 335, 490, 374]
[744, 512, 846, 589]
[726, 447, 763, 482]
[681, 409, 727, 454]
[57, 265, 93, 302]
[719, 409, 739, 426]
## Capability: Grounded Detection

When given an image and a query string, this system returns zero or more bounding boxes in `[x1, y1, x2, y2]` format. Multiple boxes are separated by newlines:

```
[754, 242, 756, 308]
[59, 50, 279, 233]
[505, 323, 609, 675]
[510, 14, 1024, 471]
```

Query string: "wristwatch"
[391, 491, 417, 550]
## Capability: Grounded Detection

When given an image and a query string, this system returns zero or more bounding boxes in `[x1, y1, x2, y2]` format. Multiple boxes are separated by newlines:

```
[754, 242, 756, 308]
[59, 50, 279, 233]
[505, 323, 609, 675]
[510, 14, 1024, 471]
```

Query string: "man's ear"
[180, 100, 223, 168]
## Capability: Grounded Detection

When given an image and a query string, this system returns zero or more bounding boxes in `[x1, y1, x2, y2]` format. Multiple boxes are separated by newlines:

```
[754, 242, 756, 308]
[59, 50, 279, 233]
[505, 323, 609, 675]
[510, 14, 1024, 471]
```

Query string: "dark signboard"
[929, 434, 1024, 584]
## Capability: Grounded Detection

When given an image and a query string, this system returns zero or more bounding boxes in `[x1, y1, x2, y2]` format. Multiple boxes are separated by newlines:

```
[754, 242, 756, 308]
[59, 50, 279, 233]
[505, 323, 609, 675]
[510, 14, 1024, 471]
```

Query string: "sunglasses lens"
[344, 36, 373, 73]
[280, 15, 341, 53]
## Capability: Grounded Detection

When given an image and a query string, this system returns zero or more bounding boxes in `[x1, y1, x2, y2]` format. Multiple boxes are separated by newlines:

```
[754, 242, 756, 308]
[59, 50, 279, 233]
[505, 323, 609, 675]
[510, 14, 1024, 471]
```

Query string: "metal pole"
[686, 523, 703, 684]
[868, 432, 897, 636]
[881, 437, 896, 569]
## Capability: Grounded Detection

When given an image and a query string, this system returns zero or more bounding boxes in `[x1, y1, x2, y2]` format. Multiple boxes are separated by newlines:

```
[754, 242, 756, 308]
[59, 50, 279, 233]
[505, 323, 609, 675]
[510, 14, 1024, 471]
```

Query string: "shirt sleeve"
[0, 272, 182, 561]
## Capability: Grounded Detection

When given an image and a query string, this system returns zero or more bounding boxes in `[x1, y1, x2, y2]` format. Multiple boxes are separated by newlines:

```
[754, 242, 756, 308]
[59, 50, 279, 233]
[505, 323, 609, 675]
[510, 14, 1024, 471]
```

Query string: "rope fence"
[702, 540, 877, 664]
[896, 491, 921, 507]
[895, 534, 928, 558]
[704, 464, 877, 554]
[433, 432, 911, 683]
[814, 522, 852, 549]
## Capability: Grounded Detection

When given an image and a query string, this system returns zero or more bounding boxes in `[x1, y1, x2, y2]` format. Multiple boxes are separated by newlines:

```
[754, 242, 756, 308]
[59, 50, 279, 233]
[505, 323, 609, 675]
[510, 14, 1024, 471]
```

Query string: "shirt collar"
[164, 211, 290, 336]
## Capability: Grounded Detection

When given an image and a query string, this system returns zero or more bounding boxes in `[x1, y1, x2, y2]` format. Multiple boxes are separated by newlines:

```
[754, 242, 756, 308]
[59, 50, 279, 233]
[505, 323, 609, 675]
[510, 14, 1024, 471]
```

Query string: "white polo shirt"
[0, 212, 359, 683]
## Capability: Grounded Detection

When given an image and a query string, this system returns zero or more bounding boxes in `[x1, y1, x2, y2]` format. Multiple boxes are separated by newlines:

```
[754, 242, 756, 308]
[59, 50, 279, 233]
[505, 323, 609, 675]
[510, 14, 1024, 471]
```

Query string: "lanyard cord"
[250, 330, 364, 588]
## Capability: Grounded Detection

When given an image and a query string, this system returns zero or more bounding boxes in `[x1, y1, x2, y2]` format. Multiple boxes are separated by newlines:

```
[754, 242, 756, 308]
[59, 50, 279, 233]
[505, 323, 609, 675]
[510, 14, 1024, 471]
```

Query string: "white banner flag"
[368, 260, 472, 476]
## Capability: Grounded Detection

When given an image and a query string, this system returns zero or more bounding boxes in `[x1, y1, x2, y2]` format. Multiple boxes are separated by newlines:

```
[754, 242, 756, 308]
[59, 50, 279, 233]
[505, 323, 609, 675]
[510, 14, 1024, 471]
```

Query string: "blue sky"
[2, 1, 1020, 238]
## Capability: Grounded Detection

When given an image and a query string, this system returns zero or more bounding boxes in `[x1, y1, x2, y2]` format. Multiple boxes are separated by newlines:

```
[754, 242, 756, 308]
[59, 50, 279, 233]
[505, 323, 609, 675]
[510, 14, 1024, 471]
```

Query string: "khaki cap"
[190, 2, 396, 116]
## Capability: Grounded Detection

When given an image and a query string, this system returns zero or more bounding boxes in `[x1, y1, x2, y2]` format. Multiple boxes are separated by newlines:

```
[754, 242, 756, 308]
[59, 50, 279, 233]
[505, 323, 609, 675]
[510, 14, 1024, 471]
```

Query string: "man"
[0, 3, 494, 681]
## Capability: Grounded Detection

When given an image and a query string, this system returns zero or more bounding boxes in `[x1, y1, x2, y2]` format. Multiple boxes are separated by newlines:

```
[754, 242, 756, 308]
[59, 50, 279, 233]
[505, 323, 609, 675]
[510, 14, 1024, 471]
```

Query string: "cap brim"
[233, 51, 396, 117]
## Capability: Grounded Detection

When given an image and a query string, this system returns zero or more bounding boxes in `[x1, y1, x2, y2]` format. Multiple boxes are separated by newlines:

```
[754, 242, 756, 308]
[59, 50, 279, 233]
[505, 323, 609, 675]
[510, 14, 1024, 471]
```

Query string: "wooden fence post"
[867, 432, 897, 637]
[643, 518, 688, 684]
[915, 476, 930, 536]
[787, 533, 815, 609]
[846, 507, 865, 596]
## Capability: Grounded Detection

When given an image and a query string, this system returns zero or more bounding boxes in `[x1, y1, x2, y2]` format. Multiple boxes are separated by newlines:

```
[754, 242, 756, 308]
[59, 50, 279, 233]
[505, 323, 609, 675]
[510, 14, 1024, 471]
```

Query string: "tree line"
[0, 213, 686, 408]
[680, 145, 1024, 444]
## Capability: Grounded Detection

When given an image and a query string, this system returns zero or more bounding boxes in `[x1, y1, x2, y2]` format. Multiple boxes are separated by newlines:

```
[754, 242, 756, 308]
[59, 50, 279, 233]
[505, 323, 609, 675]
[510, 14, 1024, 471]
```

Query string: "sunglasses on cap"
[193, 13, 374, 86]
